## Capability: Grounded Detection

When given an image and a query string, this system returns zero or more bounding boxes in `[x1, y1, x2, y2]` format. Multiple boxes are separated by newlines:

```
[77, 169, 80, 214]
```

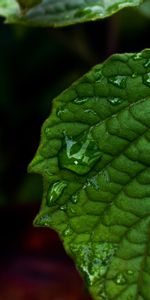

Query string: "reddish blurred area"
[0, 204, 92, 300]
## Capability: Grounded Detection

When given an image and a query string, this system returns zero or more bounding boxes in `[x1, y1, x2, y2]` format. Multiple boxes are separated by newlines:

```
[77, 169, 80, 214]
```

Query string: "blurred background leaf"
[138, 0, 150, 18]
[0, 0, 143, 27]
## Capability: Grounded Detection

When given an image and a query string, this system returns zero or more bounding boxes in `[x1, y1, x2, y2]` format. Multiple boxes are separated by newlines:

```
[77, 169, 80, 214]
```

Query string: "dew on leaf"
[133, 53, 142, 60]
[87, 170, 110, 191]
[94, 69, 103, 82]
[74, 97, 89, 104]
[71, 194, 79, 204]
[85, 109, 97, 115]
[143, 72, 150, 87]
[63, 226, 72, 236]
[47, 181, 67, 206]
[87, 175, 100, 191]
[70, 207, 76, 214]
[144, 59, 150, 68]
[45, 127, 51, 137]
[114, 272, 127, 285]
[107, 97, 123, 106]
[132, 73, 137, 78]
[59, 131, 102, 175]
[57, 108, 69, 118]
[60, 204, 67, 211]
[70, 242, 117, 286]
[126, 270, 134, 275]
[108, 75, 127, 88]
[74, 5, 104, 19]
[35, 213, 52, 227]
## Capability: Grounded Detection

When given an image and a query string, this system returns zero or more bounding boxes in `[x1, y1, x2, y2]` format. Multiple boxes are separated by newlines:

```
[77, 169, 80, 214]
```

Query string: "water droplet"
[63, 226, 72, 236]
[47, 181, 67, 206]
[70, 207, 76, 214]
[74, 97, 89, 104]
[74, 5, 104, 19]
[143, 72, 150, 87]
[126, 270, 133, 275]
[107, 97, 123, 106]
[94, 69, 103, 82]
[70, 243, 92, 285]
[85, 109, 97, 115]
[85, 5, 104, 15]
[87, 170, 110, 191]
[108, 75, 127, 88]
[57, 108, 69, 118]
[114, 272, 126, 285]
[132, 73, 137, 78]
[133, 53, 142, 60]
[60, 204, 67, 211]
[70, 242, 117, 286]
[144, 59, 150, 68]
[59, 131, 102, 175]
[71, 194, 79, 204]
[45, 127, 51, 137]
[37, 214, 51, 227]
[87, 175, 100, 190]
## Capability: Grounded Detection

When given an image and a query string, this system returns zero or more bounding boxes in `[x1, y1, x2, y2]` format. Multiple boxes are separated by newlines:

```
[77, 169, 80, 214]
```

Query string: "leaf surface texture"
[29, 49, 150, 300]
[0, 0, 143, 27]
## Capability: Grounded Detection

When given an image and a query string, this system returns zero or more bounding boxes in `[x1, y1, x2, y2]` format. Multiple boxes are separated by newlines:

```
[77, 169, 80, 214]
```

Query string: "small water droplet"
[126, 270, 133, 275]
[114, 272, 126, 285]
[132, 73, 137, 78]
[71, 194, 79, 204]
[70, 242, 117, 286]
[60, 204, 67, 211]
[57, 108, 69, 118]
[144, 59, 150, 68]
[87, 175, 100, 190]
[133, 53, 142, 60]
[94, 69, 103, 82]
[143, 72, 150, 87]
[70, 207, 76, 214]
[85, 109, 97, 115]
[63, 226, 72, 236]
[37, 214, 51, 227]
[59, 131, 102, 175]
[107, 97, 123, 106]
[74, 97, 89, 104]
[74, 5, 104, 18]
[47, 181, 67, 206]
[108, 75, 127, 88]
[45, 127, 51, 137]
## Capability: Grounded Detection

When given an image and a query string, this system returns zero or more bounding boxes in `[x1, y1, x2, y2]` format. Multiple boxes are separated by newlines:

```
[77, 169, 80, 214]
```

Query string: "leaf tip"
[33, 211, 52, 228]
[28, 154, 43, 174]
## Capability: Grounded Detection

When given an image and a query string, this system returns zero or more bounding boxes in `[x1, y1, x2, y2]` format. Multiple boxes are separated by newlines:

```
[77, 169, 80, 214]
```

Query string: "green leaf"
[0, 0, 143, 27]
[138, 0, 150, 18]
[16, 0, 42, 13]
[0, 0, 19, 19]
[29, 49, 150, 300]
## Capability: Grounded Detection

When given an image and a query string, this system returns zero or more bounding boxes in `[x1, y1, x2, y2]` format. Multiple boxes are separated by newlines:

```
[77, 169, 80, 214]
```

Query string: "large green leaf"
[0, 0, 143, 27]
[29, 49, 150, 300]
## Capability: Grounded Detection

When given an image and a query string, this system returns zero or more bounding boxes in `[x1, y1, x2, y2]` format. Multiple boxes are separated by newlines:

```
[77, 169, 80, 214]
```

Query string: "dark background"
[0, 6, 150, 300]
